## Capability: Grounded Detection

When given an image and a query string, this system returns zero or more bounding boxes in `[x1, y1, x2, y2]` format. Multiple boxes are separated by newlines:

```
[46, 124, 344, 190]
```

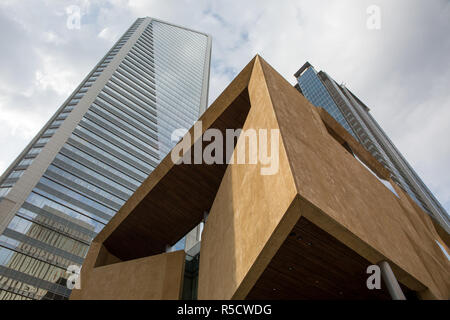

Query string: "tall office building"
[294, 62, 449, 234]
[0, 17, 211, 300]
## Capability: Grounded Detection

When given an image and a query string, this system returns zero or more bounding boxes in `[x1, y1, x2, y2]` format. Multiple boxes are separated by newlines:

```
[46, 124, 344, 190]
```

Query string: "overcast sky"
[0, 0, 449, 212]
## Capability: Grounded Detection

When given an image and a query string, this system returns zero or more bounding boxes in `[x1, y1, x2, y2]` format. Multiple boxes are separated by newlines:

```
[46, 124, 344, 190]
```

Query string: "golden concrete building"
[70, 56, 450, 300]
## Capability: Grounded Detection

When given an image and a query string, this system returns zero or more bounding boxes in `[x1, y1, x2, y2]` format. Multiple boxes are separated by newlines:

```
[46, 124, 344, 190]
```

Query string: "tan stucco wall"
[257, 58, 449, 299]
[70, 250, 185, 300]
[198, 58, 299, 300]
[198, 56, 449, 300]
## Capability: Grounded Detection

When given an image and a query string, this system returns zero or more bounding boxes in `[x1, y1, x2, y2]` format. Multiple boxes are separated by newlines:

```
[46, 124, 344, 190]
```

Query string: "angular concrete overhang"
[71, 56, 449, 300]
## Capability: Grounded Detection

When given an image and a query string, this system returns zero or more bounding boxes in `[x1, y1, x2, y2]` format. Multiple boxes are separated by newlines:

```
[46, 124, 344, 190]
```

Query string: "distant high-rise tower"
[294, 62, 449, 234]
[0, 17, 212, 300]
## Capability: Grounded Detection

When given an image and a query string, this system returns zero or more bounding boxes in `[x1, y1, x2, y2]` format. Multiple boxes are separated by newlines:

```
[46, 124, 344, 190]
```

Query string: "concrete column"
[378, 260, 406, 300]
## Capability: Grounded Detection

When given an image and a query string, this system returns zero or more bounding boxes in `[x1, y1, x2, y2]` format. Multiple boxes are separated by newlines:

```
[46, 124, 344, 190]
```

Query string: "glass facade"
[296, 67, 357, 138]
[295, 63, 449, 233]
[0, 17, 211, 300]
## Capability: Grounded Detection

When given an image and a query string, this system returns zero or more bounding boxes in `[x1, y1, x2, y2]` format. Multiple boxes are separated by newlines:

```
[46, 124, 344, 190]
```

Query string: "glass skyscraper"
[0, 17, 211, 300]
[294, 62, 450, 234]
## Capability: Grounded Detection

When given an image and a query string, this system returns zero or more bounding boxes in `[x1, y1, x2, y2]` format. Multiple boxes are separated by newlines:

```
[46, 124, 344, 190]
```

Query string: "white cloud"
[97, 27, 116, 42]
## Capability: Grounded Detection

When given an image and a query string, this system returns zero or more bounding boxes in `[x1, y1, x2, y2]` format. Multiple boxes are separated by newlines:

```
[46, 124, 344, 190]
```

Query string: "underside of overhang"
[102, 89, 251, 261]
[246, 217, 415, 300]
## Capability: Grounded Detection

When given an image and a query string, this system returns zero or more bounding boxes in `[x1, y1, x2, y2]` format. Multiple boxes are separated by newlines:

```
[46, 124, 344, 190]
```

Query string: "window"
[27, 147, 42, 156]
[36, 137, 50, 145]
[51, 120, 64, 127]
[8, 170, 25, 179]
[0, 187, 11, 197]
[68, 99, 80, 106]
[19, 158, 34, 166]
